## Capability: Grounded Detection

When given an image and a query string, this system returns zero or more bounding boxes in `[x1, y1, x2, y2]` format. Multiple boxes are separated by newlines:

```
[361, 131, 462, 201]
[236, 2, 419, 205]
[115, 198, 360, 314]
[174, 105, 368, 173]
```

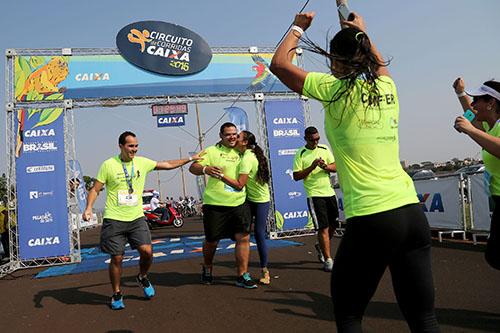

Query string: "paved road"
[0, 217, 499, 332]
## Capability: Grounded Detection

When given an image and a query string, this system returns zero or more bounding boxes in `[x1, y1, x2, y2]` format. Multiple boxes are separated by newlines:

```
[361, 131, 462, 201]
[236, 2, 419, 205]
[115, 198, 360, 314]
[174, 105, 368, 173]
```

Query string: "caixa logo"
[283, 210, 308, 219]
[28, 237, 60, 247]
[418, 193, 444, 212]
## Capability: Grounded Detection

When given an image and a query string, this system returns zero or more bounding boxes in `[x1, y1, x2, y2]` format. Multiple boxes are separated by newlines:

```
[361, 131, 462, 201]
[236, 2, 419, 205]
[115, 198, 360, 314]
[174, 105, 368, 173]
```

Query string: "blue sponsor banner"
[264, 100, 310, 231]
[15, 53, 293, 102]
[157, 114, 185, 127]
[15, 108, 70, 260]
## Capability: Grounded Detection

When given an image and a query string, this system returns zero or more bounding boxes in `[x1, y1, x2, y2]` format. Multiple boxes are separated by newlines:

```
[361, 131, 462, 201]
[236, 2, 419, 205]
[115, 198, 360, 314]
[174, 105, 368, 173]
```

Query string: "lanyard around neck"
[121, 161, 135, 194]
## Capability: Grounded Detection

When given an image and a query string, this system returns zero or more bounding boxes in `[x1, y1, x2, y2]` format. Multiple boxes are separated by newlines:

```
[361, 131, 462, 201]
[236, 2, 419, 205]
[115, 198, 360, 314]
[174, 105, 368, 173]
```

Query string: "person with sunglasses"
[83, 131, 202, 310]
[453, 78, 500, 270]
[292, 126, 338, 272]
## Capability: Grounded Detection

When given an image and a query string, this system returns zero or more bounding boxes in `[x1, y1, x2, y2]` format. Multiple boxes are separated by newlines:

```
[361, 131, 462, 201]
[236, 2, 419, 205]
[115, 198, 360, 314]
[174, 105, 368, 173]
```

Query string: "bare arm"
[341, 13, 390, 78]
[455, 117, 500, 158]
[269, 12, 313, 94]
[188, 162, 222, 177]
[452, 77, 483, 130]
[219, 174, 249, 191]
[293, 159, 320, 181]
[155, 151, 203, 170]
[82, 180, 104, 221]
[320, 161, 337, 173]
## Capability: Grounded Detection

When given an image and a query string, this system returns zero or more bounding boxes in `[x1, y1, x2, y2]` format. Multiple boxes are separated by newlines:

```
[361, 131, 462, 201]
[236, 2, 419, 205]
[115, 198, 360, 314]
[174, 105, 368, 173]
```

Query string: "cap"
[466, 84, 500, 101]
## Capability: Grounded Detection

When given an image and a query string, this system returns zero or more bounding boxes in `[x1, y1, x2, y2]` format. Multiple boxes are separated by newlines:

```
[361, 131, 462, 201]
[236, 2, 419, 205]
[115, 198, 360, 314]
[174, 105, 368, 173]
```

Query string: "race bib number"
[118, 190, 139, 206]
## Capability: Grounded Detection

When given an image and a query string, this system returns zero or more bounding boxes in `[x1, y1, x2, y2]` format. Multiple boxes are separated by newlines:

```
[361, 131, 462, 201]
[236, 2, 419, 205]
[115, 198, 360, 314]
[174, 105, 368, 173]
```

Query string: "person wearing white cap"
[453, 78, 500, 270]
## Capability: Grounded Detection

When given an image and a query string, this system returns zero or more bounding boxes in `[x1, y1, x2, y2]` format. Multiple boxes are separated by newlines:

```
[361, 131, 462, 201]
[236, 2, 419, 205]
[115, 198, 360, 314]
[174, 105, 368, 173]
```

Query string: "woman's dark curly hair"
[241, 130, 270, 184]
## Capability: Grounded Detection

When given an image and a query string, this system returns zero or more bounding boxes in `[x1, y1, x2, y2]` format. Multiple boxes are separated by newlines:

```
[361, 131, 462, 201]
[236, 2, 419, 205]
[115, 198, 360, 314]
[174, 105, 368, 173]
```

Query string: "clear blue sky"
[1, 0, 499, 200]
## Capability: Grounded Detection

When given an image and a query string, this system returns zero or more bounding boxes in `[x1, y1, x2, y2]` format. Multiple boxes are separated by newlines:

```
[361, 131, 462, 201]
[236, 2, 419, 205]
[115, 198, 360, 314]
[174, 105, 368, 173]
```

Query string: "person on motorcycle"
[151, 191, 169, 222]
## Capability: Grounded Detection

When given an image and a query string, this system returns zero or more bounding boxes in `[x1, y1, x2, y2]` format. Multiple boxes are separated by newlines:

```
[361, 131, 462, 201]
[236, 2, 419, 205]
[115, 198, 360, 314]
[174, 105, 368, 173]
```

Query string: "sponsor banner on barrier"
[336, 177, 462, 230]
[469, 173, 491, 231]
[157, 114, 185, 127]
[413, 176, 462, 229]
[264, 100, 310, 231]
[15, 108, 70, 260]
[116, 21, 212, 76]
[14, 53, 291, 102]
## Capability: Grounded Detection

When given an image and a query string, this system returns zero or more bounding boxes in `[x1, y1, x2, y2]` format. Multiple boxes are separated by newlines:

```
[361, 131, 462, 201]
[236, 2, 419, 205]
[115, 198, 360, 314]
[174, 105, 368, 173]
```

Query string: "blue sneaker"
[136, 274, 155, 299]
[236, 272, 257, 289]
[110, 292, 125, 310]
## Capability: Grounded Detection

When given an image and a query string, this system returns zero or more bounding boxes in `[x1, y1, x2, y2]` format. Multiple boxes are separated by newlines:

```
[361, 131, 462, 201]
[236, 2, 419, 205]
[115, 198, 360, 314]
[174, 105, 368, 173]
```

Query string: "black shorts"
[307, 195, 339, 230]
[202, 203, 251, 242]
[100, 217, 151, 256]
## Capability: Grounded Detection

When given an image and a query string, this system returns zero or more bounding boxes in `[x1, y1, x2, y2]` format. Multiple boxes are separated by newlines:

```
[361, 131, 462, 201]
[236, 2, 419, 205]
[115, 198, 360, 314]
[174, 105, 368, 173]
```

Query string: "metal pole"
[179, 147, 187, 197]
[195, 103, 207, 186]
[157, 171, 161, 199]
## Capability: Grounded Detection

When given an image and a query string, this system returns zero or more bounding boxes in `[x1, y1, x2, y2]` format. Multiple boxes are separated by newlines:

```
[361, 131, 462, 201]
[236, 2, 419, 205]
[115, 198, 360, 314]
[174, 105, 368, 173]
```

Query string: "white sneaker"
[323, 258, 334, 272]
[314, 243, 325, 263]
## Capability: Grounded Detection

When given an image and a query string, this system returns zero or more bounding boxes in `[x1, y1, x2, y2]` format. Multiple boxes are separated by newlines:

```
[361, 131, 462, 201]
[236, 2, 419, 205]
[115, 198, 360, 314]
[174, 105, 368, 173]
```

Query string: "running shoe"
[315, 243, 325, 263]
[323, 258, 334, 272]
[136, 274, 155, 298]
[236, 272, 258, 289]
[259, 267, 271, 285]
[110, 292, 125, 310]
[201, 265, 213, 285]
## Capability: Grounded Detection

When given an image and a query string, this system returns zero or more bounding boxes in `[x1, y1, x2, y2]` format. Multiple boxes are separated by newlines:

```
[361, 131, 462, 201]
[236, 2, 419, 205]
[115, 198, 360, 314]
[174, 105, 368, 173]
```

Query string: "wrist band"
[456, 91, 466, 98]
[219, 173, 224, 179]
[291, 25, 304, 36]
[202, 166, 207, 174]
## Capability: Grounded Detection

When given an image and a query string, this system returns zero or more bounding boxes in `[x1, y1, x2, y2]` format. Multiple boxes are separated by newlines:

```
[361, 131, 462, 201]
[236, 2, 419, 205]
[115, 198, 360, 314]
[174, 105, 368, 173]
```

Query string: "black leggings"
[485, 196, 500, 269]
[331, 203, 439, 333]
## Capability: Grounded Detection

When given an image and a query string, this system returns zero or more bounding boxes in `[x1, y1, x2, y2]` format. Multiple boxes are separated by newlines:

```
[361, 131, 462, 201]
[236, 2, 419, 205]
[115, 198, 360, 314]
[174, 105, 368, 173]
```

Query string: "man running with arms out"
[189, 122, 256, 289]
[82, 131, 201, 310]
[293, 126, 339, 272]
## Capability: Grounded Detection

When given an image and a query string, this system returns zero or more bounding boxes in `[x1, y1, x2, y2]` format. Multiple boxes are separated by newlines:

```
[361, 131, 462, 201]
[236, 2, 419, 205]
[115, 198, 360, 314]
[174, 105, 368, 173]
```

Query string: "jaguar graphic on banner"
[264, 100, 310, 231]
[15, 108, 70, 260]
[116, 21, 212, 76]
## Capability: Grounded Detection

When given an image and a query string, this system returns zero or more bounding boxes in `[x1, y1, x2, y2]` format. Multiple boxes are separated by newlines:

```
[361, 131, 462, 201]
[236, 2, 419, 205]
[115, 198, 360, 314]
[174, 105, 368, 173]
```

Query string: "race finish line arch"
[2, 45, 315, 278]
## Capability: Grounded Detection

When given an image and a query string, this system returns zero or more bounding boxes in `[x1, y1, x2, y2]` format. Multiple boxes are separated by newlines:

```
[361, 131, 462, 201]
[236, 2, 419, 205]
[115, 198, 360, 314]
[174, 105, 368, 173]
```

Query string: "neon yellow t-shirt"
[303, 72, 418, 219]
[293, 144, 336, 198]
[96, 156, 157, 221]
[239, 150, 270, 203]
[482, 121, 500, 196]
[199, 144, 246, 206]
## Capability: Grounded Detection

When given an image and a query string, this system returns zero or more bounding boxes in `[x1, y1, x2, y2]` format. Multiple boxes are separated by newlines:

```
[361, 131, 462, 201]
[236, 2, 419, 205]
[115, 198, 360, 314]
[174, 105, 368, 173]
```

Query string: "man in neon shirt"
[293, 126, 338, 272]
[83, 131, 200, 310]
[189, 122, 256, 288]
